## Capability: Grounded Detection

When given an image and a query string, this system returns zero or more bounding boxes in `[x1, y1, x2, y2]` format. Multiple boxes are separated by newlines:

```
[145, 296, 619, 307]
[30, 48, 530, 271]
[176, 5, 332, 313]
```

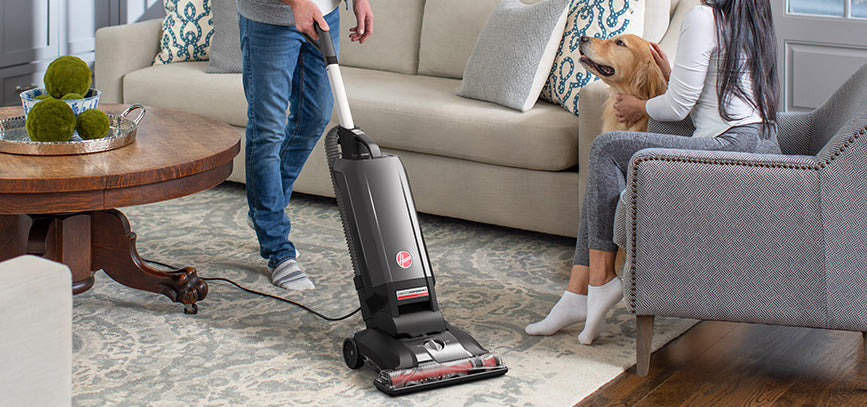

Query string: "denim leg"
[240, 11, 339, 268]
[280, 10, 340, 207]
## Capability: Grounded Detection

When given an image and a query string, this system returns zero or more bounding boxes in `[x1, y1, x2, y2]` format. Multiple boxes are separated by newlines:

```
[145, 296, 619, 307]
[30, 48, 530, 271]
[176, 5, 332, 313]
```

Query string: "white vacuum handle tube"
[305, 23, 355, 129]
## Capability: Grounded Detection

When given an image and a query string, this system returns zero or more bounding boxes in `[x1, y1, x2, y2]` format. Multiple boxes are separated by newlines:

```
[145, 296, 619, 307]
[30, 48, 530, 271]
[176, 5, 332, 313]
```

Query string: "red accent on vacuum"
[396, 251, 412, 268]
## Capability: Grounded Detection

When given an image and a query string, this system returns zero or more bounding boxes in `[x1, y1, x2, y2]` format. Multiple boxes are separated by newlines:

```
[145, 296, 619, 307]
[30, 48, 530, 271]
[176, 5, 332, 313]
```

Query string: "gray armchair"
[614, 62, 867, 376]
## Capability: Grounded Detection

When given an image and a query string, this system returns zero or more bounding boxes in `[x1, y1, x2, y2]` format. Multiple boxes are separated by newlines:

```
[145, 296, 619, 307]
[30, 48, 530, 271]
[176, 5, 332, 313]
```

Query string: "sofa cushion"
[123, 61, 579, 171]
[337, 66, 580, 171]
[457, 0, 570, 112]
[124, 61, 248, 126]
[644, 0, 672, 43]
[417, 0, 500, 79]
[339, 0, 425, 75]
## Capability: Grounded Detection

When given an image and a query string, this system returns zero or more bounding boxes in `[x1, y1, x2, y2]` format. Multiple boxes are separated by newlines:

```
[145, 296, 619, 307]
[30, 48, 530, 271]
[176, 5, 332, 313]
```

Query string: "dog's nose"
[580, 36, 590, 43]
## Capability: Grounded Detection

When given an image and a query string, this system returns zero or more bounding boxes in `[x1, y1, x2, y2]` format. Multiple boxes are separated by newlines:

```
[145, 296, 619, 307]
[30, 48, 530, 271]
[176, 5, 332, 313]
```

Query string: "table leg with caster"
[91, 209, 208, 313]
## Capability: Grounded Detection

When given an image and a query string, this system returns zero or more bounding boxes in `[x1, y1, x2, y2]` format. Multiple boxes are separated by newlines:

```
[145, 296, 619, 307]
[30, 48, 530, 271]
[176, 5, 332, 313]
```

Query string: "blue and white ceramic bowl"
[20, 88, 101, 117]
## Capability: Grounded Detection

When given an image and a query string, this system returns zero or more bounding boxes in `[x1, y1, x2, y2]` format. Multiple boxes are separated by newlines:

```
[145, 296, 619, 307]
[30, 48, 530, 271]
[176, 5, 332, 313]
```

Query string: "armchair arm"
[619, 148, 828, 327]
[95, 19, 163, 104]
[777, 111, 815, 155]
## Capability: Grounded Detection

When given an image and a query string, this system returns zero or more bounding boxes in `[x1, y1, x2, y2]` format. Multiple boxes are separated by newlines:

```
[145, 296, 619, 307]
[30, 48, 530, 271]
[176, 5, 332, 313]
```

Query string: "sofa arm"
[619, 148, 828, 326]
[0, 256, 72, 406]
[577, 80, 609, 165]
[95, 18, 163, 104]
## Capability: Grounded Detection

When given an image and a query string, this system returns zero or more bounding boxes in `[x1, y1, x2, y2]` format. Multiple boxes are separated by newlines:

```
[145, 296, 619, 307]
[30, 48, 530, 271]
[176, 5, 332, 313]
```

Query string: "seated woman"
[526, 0, 782, 344]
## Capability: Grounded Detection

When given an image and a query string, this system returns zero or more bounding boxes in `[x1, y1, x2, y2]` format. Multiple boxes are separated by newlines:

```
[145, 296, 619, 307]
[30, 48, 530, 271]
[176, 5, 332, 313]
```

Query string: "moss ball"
[26, 99, 76, 142]
[76, 108, 110, 140]
[60, 93, 84, 100]
[35, 94, 54, 101]
[44, 56, 92, 99]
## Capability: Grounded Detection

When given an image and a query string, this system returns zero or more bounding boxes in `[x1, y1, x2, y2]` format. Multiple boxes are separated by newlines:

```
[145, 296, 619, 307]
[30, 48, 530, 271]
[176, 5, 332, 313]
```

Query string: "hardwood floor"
[577, 321, 867, 406]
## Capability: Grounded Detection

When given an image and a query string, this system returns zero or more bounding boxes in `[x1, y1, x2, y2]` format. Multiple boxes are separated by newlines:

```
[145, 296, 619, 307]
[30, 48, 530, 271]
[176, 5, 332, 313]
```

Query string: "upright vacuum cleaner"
[304, 25, 508, 396]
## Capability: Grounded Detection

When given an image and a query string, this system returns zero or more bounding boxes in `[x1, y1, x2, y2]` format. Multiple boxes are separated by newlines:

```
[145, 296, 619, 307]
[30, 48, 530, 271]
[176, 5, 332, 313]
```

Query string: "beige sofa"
[95, 0, 697, 237]
[0, 256, 72, 406]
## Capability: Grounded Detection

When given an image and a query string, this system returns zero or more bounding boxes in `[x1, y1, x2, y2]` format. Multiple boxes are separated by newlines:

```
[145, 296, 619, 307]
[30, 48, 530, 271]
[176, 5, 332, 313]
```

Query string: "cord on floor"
[143, 259, 361, 321]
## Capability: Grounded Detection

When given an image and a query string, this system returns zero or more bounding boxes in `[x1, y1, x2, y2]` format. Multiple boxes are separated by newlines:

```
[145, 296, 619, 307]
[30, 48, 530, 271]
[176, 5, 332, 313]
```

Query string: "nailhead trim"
[624, 123, 865, 313]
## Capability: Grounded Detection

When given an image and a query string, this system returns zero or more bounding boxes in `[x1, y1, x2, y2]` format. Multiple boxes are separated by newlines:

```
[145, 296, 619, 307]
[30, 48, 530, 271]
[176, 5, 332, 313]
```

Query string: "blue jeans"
[239, 9, 340, 268]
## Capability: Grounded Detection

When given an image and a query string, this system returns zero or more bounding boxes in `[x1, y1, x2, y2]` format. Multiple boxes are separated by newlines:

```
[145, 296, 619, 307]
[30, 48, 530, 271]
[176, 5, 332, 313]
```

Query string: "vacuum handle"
[303, 21, 355, 129]
[302, 22, 338, 65]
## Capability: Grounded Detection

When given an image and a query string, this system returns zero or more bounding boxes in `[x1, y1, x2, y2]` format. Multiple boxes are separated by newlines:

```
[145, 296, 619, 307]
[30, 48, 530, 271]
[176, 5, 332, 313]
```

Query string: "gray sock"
[269, 259, 314, 291]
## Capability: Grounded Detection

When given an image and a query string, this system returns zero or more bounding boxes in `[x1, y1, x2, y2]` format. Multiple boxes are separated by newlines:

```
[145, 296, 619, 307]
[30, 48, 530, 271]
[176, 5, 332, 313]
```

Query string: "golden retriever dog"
[578, 34, 668, 132]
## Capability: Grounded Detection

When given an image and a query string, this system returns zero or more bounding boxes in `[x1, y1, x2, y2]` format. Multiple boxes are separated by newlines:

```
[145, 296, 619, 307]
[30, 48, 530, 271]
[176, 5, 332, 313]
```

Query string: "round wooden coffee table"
[0, 104, 240, 313]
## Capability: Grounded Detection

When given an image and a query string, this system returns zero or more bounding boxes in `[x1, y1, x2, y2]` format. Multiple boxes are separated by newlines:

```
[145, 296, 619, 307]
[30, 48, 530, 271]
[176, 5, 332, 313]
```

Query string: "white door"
[773, 0, 867, 112]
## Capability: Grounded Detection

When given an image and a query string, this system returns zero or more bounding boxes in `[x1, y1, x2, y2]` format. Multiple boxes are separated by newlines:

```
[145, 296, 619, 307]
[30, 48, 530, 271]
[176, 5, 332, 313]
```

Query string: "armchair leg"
[862, 331, 866, 348]
[636, 315, 654, 376]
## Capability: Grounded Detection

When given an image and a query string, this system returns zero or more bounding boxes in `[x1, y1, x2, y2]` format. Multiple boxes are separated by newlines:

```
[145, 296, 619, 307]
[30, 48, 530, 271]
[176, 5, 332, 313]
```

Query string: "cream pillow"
[154, 0, 214, 65]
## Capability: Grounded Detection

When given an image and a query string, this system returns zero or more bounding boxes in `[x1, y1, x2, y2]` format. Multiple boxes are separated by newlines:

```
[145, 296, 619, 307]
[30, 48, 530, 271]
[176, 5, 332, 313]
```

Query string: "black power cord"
[144, 259, 361, 321]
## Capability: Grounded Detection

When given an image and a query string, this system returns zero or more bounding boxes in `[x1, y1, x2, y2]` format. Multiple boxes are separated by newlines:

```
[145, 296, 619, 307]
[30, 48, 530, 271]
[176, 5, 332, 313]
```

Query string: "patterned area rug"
[72, 182, 695, 406]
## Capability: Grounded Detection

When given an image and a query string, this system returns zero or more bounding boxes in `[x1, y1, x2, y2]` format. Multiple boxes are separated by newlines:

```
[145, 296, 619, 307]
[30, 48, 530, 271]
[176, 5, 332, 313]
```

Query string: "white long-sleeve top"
[645, 5, 763, 138]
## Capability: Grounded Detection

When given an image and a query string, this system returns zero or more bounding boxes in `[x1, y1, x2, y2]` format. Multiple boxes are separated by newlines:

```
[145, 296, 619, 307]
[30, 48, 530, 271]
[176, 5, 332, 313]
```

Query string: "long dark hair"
[704, 0, 778, 138]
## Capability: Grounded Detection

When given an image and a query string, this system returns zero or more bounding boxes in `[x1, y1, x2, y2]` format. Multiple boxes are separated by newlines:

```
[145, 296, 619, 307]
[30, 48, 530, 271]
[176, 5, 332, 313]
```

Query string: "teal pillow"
[154, 0, 214, 65]
[457, 0, 570, 112]
[540, 0, 645, 115]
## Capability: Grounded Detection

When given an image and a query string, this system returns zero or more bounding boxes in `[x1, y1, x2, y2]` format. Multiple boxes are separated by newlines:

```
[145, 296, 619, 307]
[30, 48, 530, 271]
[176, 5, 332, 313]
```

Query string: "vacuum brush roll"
[375, 353, 504, 393]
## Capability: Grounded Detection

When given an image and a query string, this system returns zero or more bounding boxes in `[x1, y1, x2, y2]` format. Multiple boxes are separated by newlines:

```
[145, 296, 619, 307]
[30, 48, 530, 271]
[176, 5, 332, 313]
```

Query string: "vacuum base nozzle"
[374, 353, 507, 396]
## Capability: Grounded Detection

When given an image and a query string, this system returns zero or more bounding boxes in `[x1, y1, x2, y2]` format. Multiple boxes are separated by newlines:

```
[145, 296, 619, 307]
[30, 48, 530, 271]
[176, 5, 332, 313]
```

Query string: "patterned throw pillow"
[153, 0, 214, 65]
[540, 0, 645, 115]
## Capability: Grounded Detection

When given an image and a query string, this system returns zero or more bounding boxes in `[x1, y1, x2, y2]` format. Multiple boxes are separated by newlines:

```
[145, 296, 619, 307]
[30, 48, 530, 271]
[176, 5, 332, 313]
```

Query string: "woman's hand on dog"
[649, 42, 671, 82]
[614, 94, 647, 128]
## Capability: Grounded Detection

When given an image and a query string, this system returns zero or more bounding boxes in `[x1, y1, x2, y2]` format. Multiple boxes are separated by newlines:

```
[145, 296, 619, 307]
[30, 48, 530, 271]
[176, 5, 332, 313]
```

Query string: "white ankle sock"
[525, 291, 587, 336]
[578, 277, 623, 345]
[269, 259, 315, 291]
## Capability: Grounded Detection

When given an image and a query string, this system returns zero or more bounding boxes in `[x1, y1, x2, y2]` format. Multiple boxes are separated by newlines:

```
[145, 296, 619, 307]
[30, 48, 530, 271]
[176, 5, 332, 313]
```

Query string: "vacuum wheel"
[343, 337, 364, 369]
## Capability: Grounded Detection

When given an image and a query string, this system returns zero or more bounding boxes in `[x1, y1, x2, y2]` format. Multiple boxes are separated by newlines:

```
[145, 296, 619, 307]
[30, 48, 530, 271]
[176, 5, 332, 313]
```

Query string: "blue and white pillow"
[154, 0, 214, 65]
[541, 0, 645, 115]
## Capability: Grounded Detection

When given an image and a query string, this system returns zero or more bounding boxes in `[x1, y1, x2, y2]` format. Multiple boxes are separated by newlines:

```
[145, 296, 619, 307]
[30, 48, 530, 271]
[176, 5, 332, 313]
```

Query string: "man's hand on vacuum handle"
[283, 0, 329, 40]
[350, 0, 373, 43]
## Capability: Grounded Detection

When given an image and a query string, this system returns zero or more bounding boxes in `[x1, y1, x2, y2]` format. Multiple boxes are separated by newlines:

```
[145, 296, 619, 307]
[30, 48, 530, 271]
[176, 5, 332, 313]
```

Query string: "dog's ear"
[634, 60, 668, 100]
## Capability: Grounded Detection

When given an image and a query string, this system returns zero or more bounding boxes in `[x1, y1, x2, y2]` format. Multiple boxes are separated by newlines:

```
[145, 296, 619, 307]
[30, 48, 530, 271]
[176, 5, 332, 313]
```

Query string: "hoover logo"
[396, 251, 413, 268]
[396, 287, 429, 301]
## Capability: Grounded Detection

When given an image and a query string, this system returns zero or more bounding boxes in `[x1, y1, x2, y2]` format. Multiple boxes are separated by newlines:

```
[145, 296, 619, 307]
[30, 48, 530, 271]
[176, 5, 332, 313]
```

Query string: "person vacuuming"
[238, 0, 373, 290]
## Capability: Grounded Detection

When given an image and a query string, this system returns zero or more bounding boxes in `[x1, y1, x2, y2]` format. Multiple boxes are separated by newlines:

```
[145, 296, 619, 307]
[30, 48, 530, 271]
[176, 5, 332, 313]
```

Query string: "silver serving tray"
[0, 104, 145, 156]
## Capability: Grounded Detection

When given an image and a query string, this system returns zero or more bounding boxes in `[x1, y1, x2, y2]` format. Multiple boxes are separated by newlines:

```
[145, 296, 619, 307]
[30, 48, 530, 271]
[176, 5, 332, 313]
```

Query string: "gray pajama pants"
[573, 123, 781, 266]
